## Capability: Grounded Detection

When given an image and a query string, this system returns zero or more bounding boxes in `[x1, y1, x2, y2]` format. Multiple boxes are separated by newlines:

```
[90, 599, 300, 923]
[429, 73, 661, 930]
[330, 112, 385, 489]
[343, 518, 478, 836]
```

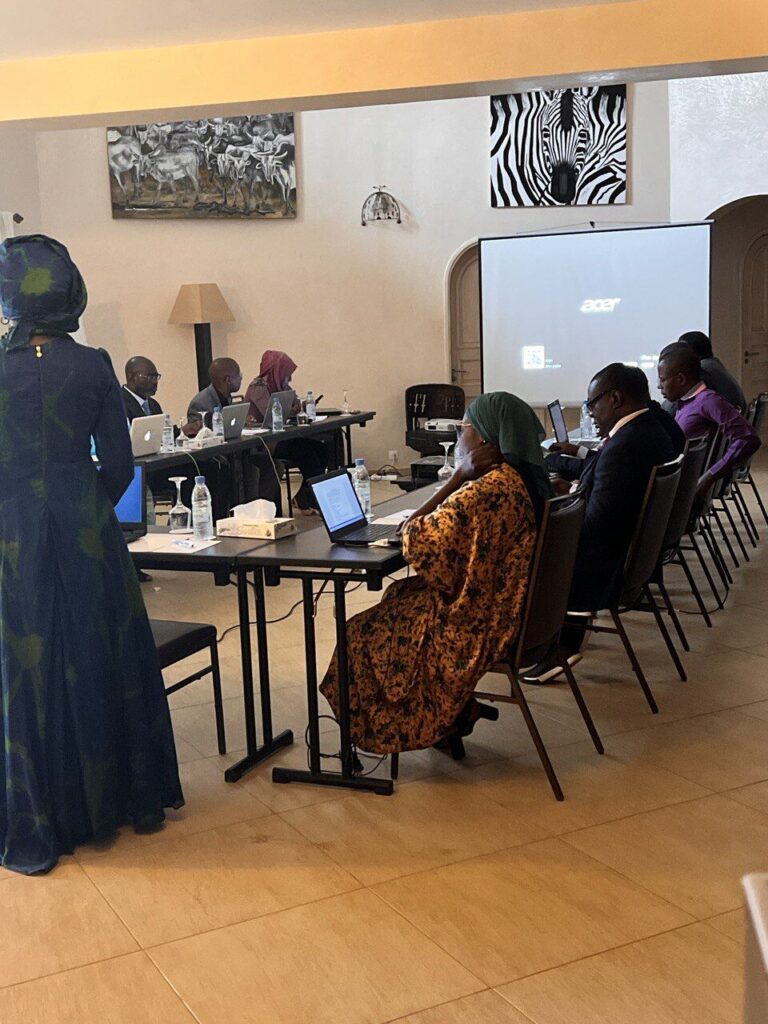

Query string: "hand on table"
[550, 442, 579, 456]
[550, 477, 573, 496]
[181, 420, 202, 438]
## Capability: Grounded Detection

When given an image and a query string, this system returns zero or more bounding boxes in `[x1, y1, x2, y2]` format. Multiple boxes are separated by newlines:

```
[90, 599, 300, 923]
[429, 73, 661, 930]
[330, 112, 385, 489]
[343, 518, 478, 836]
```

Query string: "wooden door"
[743, 233, 768, 399]
[448, 243, 482, 403]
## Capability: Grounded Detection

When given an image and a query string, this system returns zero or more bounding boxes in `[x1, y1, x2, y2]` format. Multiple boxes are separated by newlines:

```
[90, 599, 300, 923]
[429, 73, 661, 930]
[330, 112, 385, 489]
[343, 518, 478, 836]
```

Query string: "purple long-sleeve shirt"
[675, 385, 761, 479]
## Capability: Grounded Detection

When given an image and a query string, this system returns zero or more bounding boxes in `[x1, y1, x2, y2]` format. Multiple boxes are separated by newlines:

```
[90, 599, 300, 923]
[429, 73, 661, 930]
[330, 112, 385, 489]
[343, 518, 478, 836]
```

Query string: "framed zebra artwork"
[490, 86, 627, 207]
[107, 113, 296, 219]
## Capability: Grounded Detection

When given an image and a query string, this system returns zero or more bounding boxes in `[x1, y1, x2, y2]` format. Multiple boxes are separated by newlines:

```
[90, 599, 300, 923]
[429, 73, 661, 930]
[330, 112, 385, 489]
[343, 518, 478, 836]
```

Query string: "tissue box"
[216, 516, 297, 540]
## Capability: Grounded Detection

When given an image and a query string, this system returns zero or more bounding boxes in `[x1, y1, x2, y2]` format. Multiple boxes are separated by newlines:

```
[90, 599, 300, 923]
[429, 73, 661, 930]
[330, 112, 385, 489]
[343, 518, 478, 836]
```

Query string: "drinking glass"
[168, 477, 192, 532]
[341, 388, 350, 415]
[437, 441, 454, 483]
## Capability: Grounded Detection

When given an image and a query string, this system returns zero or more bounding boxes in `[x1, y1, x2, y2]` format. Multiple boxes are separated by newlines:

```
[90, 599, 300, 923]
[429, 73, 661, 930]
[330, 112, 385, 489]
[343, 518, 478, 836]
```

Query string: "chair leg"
[656, 577, 690, 653]
[701, 521, 732, 590]
[644, 584, 687, 682]
[678, 549, 713, 627]
[688, 531, 724, 608]
[733, 484, 759, 546]
[390, 753, 400, 780]
[712, 506, 739, 568]
[720, 499, 750, 562]
[562, 661, 604, 755]
[209, 642, 227, 755]
[609, 608, 658, 713]
[510, 671, 564, 801]
[747, 472, 768, 527]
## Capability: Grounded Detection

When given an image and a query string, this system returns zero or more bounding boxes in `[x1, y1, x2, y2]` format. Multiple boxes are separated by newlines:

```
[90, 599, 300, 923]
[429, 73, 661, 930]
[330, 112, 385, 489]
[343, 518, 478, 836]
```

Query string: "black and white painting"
[490, 86, 627, 207]
[107, 114, 296, 219]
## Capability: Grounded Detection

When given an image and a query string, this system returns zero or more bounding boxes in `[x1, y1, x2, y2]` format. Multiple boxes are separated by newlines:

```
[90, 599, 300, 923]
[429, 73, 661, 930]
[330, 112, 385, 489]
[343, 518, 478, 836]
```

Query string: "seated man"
[658, 342, 760, 499]
[122, 356, 163, 421]
[187, 357, 242, 427]
[527, 364, 683, 682]
[662, 331, 746, 415]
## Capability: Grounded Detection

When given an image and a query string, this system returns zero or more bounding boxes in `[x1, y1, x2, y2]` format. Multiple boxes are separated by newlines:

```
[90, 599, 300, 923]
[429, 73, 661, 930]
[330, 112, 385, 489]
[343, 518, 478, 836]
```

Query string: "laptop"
[309, 469, 400, 546]
[261, 390, 297, 429]
[114, 464, 147, 543]
[547, 400, 569, 444]
[222, 402, 250, 440]
[130, 413, 165, 456]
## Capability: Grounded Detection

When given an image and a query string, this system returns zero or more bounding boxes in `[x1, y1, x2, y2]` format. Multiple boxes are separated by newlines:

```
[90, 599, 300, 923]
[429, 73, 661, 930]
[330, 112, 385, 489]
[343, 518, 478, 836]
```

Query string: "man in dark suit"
[187, 357, 242, 427]
[122, 356, 164, 422]
[525, 364, 683, 682]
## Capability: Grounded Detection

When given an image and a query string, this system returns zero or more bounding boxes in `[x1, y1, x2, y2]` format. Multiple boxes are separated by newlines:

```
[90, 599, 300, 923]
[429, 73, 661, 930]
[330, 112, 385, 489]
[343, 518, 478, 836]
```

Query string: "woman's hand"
[455, 443, 503, 482]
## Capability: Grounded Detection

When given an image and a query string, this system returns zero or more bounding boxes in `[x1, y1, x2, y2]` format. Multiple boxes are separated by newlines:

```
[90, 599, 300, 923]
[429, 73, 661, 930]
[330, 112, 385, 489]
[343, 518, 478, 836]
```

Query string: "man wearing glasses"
[121, 356, 164, 421]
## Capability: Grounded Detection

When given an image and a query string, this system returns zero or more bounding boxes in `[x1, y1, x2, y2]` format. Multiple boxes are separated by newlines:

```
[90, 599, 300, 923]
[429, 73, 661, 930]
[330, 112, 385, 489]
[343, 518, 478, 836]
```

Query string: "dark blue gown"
[0, 336, 183, 873]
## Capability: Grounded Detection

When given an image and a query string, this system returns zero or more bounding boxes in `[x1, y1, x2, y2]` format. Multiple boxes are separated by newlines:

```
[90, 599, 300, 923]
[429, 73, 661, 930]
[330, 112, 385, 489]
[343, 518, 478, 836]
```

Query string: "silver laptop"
[223, 402, 250, 440]
[130, 413, 165, 456]
[261, 390, 297, 430]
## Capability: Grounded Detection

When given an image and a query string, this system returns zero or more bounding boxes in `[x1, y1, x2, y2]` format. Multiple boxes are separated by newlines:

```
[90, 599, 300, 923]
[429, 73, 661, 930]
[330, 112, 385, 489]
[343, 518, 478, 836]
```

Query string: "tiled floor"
[5, 469, 768, 1023]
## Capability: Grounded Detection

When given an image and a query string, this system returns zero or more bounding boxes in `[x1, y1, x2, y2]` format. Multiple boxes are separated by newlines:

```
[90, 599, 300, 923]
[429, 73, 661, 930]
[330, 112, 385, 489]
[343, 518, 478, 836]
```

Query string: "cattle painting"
[107, 114, 297, 219]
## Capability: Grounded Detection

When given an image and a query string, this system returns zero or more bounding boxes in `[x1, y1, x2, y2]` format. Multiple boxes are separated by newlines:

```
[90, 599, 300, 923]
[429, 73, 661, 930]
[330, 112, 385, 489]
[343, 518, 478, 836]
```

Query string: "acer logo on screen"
[580, 298, 622, 313]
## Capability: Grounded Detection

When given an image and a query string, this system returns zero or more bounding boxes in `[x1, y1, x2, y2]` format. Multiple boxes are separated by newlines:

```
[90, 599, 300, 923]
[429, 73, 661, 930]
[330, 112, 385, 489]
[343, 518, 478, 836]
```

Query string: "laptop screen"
[114, 465, 144, 528]
[548, 400, 569, 443]
[311, 472, 364, 533]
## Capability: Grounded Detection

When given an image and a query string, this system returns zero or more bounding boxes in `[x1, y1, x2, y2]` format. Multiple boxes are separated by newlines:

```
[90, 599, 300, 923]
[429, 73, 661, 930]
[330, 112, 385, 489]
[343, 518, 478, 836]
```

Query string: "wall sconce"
[361, 186, 401, 226]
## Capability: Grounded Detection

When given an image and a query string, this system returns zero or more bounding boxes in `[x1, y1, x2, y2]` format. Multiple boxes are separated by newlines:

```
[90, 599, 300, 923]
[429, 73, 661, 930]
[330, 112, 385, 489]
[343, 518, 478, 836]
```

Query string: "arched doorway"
[710, 195, 768, 399]
[445, 240, 481, 402]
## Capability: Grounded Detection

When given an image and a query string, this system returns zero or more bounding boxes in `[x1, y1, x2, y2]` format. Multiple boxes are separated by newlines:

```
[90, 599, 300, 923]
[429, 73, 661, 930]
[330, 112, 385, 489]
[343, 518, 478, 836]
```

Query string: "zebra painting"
[490, 86, 627, 207]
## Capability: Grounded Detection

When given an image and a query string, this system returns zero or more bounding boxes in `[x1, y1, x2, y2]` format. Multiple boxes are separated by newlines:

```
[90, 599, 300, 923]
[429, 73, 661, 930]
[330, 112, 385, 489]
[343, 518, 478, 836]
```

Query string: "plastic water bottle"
[341, 389, 350, 415]
[352, 459, 372, 520]
[161, 412, 174, 453]
[191, 476, 215, 541]
[306, 390, 317, 422]
[580, 402, 593, 439]
[212, 405, 224, 440]
[271, 395, 284, 432]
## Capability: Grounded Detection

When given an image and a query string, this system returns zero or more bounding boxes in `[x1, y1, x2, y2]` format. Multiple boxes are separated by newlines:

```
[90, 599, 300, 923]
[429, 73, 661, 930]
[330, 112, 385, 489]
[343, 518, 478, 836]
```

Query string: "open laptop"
[261, 390, 297, 430]
[113, 464, 147, 543]
[547, 400, 569, 444]
[309, 469, 400, 546]
[222, 402, 250, 440]
[130, 413, 165, 456]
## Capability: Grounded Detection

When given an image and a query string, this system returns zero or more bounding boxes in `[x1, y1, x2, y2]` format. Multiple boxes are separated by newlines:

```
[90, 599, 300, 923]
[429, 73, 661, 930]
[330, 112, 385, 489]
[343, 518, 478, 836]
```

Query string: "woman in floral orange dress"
[320, 392, 550, 756]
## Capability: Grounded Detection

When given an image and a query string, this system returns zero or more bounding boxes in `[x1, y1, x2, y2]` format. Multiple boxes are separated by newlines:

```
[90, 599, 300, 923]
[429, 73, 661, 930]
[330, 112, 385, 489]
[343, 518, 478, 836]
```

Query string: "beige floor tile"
[171, 696, 248, 759]
[172, 733, 209, 763]
[396, 990, 533, 1024]
[723, 779, 768, 817]
[0, 860, 137, 988]
[564, 794, 768, 918]
[605, 710, 768, 790]
[736, 699, 768, 722]
[746, 642, 768, 659]
[704, 602, 768, 651]
[0, 952, 195, 1022]
[374, 839, 691, 986]
[462, 743, 709, 835]
[149, 889, 483, 1024]
[77, 815, 358, 947]
[282, 774, 546, 885]
[706, 909, 745, 944]
[498, 922, 741, 1024]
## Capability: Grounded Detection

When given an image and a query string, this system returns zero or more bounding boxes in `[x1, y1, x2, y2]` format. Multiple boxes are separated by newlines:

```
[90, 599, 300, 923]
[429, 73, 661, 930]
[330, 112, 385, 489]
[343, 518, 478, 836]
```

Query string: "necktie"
[142, 399, 151, 415]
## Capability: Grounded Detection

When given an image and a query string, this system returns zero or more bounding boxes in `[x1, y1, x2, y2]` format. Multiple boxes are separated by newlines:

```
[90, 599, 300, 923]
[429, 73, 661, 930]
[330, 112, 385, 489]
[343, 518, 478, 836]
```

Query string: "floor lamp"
[168, 283, 235, 391]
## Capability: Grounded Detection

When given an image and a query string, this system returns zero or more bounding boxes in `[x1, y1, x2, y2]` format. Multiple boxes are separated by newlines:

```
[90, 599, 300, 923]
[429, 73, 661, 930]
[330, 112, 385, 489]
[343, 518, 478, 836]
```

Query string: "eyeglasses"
[585, 389, 610, 411]
[139, 372, 162, 382]
[455, 423, 472, 435]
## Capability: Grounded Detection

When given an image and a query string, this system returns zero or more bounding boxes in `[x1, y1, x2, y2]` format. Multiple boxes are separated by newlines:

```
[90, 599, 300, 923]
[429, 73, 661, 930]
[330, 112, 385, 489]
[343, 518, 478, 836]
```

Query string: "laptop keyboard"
[344, 522, 398, 543]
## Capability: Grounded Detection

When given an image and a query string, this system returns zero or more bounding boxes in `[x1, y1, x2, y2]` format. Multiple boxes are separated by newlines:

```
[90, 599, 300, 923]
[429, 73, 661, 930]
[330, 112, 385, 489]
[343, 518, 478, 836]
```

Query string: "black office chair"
[565, 457, 684, 715]
[741, 393, 768, 526]
[405, 384, 465, 456]
[151, 619, 226, 754]
[472, 491, 604, 801]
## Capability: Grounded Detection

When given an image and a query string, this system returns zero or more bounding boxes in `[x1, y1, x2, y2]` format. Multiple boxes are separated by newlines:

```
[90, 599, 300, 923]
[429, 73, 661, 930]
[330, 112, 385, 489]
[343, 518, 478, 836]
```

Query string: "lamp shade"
[168, 283, 234, 325]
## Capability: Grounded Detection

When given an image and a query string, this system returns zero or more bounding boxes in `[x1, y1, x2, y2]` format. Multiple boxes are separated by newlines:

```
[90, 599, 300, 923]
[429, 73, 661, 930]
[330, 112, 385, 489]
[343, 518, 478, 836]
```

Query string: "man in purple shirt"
[658, 343, 760, 498]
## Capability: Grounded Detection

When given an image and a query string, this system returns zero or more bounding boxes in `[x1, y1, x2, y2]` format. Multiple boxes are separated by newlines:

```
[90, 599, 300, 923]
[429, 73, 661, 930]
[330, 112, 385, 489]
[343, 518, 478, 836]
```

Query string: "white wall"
[0, 127, 42, 235]
[669, 72, 768, 221]
[36, 82, 670, 465]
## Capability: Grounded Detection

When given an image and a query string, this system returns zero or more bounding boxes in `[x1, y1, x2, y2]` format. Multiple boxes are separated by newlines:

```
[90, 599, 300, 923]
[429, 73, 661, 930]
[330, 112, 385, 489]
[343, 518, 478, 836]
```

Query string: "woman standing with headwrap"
[0, 235, 183, 874]
[320, 391, 550, 757]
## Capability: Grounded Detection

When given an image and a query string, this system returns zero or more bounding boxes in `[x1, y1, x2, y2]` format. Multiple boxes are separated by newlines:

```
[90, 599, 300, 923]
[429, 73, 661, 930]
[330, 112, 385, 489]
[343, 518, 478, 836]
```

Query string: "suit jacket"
[121, 386, 162, 423]
[187, 384, 231, 428]
[569, 409, 681, 612]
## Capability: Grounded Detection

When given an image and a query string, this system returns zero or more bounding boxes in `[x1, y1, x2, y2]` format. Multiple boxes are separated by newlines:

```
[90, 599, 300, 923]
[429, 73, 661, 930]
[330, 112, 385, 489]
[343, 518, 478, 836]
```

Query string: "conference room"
[2, 4, 768, 1023]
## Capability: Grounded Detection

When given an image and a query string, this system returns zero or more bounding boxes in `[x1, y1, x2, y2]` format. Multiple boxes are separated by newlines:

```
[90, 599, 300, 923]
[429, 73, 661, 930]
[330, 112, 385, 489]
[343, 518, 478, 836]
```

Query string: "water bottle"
[212, 405, 224, 439]
[341, 389, 350, 415]
[305, 390, 317, 422]
[161, 412, 174, 453]
[352, 458, 372, 520]
[191, 476, 215, 541]
[580, 402, 593, 439]
[271, 395, 284, 432]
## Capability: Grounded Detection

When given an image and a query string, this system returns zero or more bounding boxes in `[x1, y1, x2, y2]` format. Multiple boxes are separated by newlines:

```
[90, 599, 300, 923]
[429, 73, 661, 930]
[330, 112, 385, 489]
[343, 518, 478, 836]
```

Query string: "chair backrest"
[663, 436, 709, 548]
[405, 384, 465, 431]
[621, 456, 683, 601]
[751, 393, 768, 442]
[515, 490, 587, 659]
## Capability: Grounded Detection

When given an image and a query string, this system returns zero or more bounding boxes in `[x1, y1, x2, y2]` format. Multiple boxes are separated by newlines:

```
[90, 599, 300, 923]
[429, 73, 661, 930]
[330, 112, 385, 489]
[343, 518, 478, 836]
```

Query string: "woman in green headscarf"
[320, 391, 547, 757]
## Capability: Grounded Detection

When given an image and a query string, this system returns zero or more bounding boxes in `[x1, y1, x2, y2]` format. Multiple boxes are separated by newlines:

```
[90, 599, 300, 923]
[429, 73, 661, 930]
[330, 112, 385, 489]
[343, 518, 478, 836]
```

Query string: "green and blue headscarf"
[466, 391, 552, 522]
[0, 234, 87, 351]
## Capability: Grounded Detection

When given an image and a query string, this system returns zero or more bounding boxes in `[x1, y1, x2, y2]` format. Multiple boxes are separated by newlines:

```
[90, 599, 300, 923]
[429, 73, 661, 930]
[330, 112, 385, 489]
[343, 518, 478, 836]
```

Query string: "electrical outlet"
[388, 450, 398, 465]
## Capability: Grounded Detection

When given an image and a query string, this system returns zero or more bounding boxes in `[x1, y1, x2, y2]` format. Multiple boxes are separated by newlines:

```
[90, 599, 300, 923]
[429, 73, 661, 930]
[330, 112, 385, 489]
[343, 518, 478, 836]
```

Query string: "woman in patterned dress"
[0, 235, 183, 874]
[320, 392, 550, 756]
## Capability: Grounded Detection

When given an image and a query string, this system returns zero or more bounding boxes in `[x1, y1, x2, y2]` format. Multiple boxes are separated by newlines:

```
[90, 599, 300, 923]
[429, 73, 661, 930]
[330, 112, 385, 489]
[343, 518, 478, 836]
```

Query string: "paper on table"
[373, 509, 416, 526]
[242, 427, 269, 435]
[128, 535, 221, 553]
